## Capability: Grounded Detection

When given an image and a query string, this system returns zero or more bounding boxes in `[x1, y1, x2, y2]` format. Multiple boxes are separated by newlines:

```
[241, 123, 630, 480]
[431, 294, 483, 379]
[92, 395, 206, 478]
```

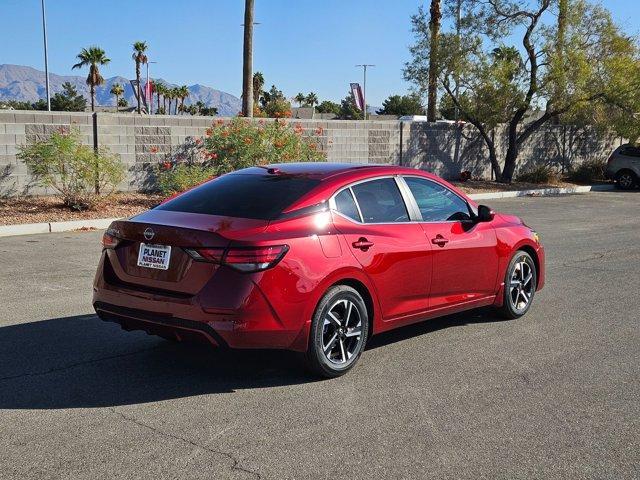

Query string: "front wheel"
[498, 251, 537, 319]
[305, 285, 369, 378]
[615, 170, 637, 190]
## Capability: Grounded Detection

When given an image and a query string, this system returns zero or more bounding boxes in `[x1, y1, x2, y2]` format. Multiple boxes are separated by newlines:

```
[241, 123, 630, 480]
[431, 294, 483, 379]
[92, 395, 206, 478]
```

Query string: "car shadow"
[0, 308, 502, 410]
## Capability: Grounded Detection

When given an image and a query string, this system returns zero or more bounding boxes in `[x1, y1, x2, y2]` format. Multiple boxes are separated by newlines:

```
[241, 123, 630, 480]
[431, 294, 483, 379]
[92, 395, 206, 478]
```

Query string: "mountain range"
[0, 64, 241, 116]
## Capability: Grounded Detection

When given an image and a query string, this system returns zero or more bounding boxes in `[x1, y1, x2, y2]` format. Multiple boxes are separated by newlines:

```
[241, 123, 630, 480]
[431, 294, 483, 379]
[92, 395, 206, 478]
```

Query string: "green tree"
[72, 46, 110, 112]
[405, 0, 640, 182]
[338, 91, 363, 120]
[154, 82, 165, 114]
[252, 72, 265, 105]
[306, 92, 318, 119]
[294, 93, 306, 107]
[377, 94, 424, 116]
[117, 97, 128, 109]
[177, 85, 189, 115]
[110, 83, 124, 111]
[316, 100, 341, 115]
[50, 82, 87, 112]
[132, 41, 148, 114]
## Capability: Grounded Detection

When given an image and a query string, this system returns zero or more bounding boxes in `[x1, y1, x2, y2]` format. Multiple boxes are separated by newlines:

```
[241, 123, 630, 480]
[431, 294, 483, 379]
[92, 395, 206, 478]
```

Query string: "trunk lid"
[105, 210, 269, 295]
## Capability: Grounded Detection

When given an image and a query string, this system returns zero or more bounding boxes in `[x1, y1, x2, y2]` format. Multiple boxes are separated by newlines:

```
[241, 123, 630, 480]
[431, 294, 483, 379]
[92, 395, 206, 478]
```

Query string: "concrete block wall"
[0, 111, 624, 197]
[0, 111, 94, 196]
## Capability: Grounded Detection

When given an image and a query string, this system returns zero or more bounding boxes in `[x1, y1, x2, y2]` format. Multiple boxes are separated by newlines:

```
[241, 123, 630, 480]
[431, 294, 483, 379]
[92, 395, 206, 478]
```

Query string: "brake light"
[185, 245, 289, 272]
[102, 232, 120, 249]
[183, 247, 224, 263]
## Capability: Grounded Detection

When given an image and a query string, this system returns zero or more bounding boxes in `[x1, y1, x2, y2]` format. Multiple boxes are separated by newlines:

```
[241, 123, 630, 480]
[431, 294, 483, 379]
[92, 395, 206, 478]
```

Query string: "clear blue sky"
[0, 0, 638, 106]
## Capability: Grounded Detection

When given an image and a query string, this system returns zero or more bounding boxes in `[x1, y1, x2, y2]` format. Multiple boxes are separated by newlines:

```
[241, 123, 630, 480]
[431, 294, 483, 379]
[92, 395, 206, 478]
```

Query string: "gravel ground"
[0, 193, 164, 225]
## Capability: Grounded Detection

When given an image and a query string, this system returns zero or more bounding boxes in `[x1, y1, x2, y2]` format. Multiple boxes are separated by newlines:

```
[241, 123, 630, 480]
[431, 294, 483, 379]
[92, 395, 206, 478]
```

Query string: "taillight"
[183, 247, 224, 263]
[185, 245, 289, 272]
[102, 231, 120, 249]
[224, 245, 289, 272]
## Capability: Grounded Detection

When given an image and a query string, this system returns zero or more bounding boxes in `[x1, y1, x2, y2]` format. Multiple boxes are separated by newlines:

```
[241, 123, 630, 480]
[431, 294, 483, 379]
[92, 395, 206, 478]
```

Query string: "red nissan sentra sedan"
[94, 163, 544, 377]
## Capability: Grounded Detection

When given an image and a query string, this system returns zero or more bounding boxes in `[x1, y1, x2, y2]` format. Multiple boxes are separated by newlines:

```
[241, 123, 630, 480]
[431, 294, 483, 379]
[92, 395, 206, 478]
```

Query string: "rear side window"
[157, 174, 321, 220]
[351, 178, 409, 223]
[404, 177, 471, 222]
[334, 189, 361, 222]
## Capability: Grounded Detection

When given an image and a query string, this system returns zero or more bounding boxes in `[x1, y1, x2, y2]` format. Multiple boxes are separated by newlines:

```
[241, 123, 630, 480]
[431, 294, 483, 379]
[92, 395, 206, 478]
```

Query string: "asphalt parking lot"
[0, 191, 638, 480]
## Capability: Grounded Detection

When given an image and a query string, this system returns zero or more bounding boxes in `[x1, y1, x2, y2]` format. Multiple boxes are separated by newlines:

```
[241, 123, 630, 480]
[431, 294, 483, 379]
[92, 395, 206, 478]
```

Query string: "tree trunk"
[241, 0, 254, 117]
[90, 84, 95, 112]
[157, 93, 161, 114]
[135, 62, 141, 114]
[427, 0, 441, 122]
[500, 131, 519, 183]
[115, 94, 119, 112]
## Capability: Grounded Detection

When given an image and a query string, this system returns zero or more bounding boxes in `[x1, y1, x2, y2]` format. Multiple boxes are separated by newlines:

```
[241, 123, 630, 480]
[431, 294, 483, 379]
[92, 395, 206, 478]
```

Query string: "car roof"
[236, 162, 429, 180]
[244, 162, 469, 214]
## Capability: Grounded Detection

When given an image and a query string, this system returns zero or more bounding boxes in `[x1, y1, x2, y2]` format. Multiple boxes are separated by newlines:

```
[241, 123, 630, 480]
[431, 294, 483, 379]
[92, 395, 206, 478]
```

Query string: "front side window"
[404, 177, 471, 222]
[351, 178, 409, 223]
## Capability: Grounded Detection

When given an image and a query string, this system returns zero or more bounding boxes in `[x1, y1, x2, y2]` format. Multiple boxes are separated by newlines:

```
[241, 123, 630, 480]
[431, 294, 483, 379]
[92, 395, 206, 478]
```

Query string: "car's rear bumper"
[93, 253, 307, 351]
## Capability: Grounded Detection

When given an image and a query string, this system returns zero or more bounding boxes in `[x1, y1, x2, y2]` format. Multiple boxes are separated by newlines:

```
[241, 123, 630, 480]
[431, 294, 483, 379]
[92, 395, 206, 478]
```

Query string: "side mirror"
[476, 204, 495, 222]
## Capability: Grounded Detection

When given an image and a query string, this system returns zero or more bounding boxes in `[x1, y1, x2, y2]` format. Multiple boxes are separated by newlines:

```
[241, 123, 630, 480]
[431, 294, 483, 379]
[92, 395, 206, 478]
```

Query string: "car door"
[401, 176, 500, 311]
[330, 176, 433, 321]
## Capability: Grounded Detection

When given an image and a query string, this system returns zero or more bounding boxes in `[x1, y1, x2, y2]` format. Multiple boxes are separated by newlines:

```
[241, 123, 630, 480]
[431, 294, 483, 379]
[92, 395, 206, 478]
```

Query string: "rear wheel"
[305, 285, 369, 378]
[498, 251, 537, 319]
[615, 170, 637, 190]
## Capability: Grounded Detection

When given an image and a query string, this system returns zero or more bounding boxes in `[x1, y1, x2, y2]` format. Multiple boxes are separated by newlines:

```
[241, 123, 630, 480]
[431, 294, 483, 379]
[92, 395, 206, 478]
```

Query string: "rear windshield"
[156, 173, 321, 220]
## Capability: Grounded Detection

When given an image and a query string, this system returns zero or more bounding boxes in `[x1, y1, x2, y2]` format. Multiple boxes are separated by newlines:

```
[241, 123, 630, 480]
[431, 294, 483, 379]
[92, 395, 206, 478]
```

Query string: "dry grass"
[0, 192, 164, 226]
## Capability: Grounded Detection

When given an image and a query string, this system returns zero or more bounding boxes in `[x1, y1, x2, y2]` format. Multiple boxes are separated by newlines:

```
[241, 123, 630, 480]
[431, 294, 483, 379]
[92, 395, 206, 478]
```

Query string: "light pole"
[355, 64, 375, 120]
[41, 0, 51, 111]
[146, 61, 157, 113]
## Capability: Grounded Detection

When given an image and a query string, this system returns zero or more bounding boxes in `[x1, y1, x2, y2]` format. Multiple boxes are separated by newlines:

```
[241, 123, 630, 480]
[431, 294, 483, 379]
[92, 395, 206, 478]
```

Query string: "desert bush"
[516, 164, 559, 184]
[566, 158, 607, 183]
[156, 118, 326, 195]
[17, 129, 125, 210]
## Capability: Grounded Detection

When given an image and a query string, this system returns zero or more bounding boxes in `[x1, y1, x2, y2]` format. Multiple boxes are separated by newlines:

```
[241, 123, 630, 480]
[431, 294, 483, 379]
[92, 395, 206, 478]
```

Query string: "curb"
[0, 217, 119, 238]
[467, 184, 614, 201]
[0, 184, 617, 238]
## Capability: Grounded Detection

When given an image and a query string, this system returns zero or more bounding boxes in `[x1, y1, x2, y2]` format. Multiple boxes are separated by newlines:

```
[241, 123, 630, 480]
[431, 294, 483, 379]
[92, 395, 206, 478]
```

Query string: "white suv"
[606, 144, 640, 190]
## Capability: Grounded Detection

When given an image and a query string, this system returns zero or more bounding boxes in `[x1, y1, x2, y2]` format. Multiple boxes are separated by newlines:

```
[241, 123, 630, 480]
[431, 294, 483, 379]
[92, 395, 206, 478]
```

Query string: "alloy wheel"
[509, 259, 535, 312]
[322, 299, 363, 364]
[618, 172, 634, 189]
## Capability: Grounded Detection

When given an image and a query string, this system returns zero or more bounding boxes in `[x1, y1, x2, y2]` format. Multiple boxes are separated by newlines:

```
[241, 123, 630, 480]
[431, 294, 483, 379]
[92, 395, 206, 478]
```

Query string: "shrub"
[157, 162, 217, 195]
[155, 118, 326, 195]
[516, 164, 558, 184]
[17, 129, 125, 210]
[567, 158, 607, 184]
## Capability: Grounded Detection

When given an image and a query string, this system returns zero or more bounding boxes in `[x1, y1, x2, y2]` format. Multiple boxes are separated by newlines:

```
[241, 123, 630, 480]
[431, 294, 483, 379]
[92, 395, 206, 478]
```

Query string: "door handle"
[352, 237, 374, 251]
[431, 234, 449, 247]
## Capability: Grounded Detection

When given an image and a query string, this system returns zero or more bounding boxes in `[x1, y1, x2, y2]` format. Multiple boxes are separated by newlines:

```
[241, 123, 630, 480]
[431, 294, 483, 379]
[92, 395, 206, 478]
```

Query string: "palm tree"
[252, 71, 264, 104]
[110, 83, 124, 112]
[72, 47, 110, 112]
[306, 92, 318, 119]
[155, 82, 167, 114]
[178, 85, 189, 115]
[166, 88, 173, 115]
[294, 93, 306, 108]
[132, 41, 148, 114]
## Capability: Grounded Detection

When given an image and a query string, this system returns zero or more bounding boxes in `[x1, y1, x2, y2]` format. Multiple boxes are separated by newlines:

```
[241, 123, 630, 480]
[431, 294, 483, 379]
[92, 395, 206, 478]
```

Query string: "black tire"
[615, 170, 637, 190]
[497, 250, 537, 320]
[305, 285, 369, 378]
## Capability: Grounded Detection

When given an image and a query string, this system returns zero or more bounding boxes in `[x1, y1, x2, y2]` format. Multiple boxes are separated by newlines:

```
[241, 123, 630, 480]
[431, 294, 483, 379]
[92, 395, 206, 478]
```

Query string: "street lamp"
[355, 64, 375, 120]
[41, 0, 51, 111]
